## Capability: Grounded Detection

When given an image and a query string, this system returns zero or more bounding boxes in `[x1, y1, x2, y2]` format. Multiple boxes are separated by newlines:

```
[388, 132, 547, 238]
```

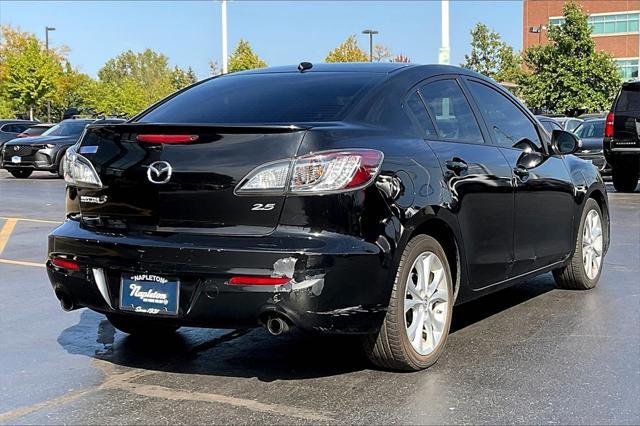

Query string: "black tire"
[611, 166, 638, 193]
[106, 313, 180, 336]
[362, 235, 454, 371]
[57, 158, 65, 178]
[9, 169, 32, 179]
[553, 198, 604, 290]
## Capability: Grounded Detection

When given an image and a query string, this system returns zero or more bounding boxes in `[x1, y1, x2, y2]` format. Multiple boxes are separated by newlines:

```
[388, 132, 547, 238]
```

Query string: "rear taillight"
[605, 112, 614, 138]
[235, 149, 383, 194]
[136, 134, 199, 144]
[51, 257, 80, 271]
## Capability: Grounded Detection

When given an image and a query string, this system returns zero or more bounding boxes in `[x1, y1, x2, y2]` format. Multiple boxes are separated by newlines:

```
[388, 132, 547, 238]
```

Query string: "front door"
[464, 78, 575, 277]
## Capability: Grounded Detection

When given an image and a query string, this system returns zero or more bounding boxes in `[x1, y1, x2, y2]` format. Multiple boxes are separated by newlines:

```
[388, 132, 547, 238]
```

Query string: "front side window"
[467, 81, 541, 151]
[419, 80, 484, 143]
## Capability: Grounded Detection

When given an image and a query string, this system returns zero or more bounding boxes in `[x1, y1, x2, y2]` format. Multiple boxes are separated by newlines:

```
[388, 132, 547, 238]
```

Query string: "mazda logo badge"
[13, 146, 19, 151]
[147, 161, 172, 184]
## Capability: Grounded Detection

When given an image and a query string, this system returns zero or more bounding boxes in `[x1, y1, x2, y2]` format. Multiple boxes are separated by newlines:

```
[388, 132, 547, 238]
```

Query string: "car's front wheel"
[362, 234, 453, 371]
[553, 198, 604, 290]
[9, 169, 32, 179]
[106, 313, 180, 336]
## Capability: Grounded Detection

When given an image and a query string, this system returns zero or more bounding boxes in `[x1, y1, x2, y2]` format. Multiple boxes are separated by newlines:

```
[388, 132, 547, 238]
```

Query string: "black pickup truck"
[605, 81, 640, 192]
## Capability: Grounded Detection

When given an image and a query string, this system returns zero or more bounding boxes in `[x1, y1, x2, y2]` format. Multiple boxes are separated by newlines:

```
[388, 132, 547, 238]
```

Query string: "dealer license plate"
[119, 273, 179, 315]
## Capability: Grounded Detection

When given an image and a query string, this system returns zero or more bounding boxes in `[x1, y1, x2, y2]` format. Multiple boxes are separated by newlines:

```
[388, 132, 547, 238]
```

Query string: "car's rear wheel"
[611, 165, 638, 193]
[362, 235, 453, 371]
[9, 169, 32, 179]
[553, 198, 604, 290]
[106, 313, 180, 336]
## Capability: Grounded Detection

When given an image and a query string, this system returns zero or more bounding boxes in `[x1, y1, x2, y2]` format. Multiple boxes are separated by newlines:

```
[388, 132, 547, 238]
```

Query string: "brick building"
[523, 0, 639, 80]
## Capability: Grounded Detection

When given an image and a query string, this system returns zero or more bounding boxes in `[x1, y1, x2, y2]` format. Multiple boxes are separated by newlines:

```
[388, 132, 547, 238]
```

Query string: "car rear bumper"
[47, 219, 391, 334]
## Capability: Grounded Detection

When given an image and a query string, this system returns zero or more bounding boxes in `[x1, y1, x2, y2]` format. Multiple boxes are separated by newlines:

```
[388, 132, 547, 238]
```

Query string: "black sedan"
[574, 118, 609, 174]
[1, 118, 124, 179]
[47, 63, 609, 371]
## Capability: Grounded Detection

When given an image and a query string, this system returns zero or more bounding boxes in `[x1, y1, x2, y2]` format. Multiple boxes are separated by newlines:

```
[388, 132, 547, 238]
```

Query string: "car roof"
[233, 62, 416, 76]
[0, 119, 37, 124]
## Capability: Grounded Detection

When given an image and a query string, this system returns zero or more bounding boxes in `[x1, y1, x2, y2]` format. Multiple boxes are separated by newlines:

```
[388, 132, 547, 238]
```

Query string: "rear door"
[77, 124, 306, 235]
[412, 77, 515, 289]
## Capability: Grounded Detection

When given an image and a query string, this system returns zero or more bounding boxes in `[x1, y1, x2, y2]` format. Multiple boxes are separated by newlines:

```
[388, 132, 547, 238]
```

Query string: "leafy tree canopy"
[461, 23, 523, 84]
[228, 39, 267, 73]
[325, 35, 369, 63]
[519, 1, 621, 114]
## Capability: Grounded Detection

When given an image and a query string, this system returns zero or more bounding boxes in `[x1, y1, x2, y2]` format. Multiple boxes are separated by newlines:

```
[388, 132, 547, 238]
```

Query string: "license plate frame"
[119, 273, 179, 316]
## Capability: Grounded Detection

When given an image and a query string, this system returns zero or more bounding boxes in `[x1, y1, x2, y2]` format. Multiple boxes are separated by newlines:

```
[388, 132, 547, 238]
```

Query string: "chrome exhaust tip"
[265, 315, 291, 336]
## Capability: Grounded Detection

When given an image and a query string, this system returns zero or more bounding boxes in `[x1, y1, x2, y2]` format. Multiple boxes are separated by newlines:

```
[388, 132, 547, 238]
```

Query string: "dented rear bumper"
[46, 219, 390, 334]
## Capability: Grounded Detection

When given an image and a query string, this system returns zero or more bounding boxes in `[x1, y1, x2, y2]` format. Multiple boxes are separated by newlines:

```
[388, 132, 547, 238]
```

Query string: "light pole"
[438, 0, 450, 65]
[362, 29, 378, 62]
[221, 0, 228, 74]
[45, 26, 55, 122]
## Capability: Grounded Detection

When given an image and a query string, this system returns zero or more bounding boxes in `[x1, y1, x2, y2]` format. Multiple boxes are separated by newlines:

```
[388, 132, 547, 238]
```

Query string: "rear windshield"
[137, 72, 382, 124]
[617, 85, 640, 112]
[575, 120, 605, 138]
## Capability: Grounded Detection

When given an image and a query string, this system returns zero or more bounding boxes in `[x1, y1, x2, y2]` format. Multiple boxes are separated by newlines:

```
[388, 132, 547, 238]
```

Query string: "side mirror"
[551, 130, 580, 155]
[516, 150, 545, 170]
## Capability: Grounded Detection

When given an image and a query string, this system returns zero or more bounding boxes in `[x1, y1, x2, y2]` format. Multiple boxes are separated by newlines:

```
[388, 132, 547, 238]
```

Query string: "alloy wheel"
[582, 209, 603, 280]
[404, 251, 449, 356]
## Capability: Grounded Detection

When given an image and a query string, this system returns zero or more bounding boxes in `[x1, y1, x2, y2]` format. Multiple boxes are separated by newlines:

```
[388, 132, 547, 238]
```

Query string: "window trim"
[402, 74, 489, 146]
[549, 11, 640, 37]
[461, 76, 550, 155]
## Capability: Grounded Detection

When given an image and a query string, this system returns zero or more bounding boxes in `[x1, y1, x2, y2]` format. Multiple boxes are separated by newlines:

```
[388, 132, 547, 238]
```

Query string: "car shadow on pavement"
[57, 274, 556, 381]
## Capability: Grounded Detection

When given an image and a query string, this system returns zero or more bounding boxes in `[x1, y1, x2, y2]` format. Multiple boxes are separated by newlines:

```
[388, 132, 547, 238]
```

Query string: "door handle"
[513, 165, 530, 179]
[445, 159, 468, 175]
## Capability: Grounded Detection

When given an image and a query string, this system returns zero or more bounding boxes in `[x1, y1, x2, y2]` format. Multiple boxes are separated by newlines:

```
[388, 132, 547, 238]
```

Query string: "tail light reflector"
[136, 134, 199, 144]
[604, 112, 614, 138]
[229, 276, 290, 285]
[51, 258, 80, 271]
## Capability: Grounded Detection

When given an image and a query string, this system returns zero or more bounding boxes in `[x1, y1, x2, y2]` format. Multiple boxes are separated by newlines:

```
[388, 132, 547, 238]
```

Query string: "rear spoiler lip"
[85, 122, 313, 133]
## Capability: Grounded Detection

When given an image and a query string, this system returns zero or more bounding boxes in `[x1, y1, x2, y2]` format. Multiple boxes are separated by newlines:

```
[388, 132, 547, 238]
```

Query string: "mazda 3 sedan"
[47, 63, 609, 371]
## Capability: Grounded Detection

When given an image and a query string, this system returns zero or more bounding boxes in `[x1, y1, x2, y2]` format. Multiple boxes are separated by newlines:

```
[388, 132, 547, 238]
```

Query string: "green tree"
[462, 23, 523, 84]
[227, 39, 267, 73]
[171, 66, 198, 90]
[325, 35, 369, 63]
[0, 26, 62, 119]
[519, 1, 621, 114]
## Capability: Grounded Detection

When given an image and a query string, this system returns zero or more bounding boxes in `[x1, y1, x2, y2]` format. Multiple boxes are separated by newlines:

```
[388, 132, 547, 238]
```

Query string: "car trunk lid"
[76, 123, 307, 235]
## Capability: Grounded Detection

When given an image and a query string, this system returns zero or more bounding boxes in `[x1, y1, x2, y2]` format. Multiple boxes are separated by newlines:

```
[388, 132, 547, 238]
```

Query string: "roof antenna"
[298, 62, 313, 72]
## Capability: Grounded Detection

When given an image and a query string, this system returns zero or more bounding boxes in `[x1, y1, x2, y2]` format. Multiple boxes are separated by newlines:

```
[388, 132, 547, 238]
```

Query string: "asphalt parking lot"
[0, 169, 638, 425]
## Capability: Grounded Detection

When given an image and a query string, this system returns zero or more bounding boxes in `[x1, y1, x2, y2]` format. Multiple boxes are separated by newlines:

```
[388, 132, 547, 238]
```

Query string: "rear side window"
[616, 85, 640, 112]
[467, 81, 541, 150]
[405, 91, 437, 137]
[419, 80, 483, 143]
[138, 72, 382, 124]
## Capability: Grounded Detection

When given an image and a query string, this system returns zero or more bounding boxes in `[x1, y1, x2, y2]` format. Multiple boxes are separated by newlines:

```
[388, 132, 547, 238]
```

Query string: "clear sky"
[1, 0, 523, 79]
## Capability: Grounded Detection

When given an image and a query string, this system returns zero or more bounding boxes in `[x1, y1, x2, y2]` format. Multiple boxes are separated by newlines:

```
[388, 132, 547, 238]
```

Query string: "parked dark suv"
[604, 81, 640, 192]
[47, 64, 609, 371]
